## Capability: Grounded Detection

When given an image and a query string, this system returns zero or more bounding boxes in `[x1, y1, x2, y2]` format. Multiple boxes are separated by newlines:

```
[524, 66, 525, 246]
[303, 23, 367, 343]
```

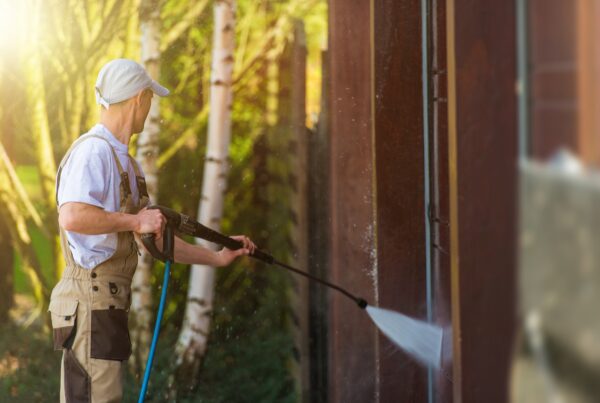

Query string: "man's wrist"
[121, 212, 139, 233]
[212, 249, 224, 267]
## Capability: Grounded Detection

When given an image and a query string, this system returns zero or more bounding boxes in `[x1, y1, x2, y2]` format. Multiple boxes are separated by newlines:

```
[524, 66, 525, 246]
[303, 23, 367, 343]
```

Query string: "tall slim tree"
[0, 194, 14, 323]
[176, 0, 237, 387]
[25, 0, 61, 283]
[131, 0, 162, 375]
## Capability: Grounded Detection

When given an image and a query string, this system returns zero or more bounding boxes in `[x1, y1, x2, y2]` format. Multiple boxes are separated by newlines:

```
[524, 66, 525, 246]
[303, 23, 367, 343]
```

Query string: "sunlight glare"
[0, 1, 27, 56]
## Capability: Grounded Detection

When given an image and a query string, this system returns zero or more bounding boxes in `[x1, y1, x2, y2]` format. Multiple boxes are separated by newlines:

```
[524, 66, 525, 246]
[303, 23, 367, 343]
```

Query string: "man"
[49, 59, 255, 402]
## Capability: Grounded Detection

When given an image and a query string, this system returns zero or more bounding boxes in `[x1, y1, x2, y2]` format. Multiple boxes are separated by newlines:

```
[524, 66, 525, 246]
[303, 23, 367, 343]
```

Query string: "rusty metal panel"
[448, 0, 518, 401]
[328, 1, 377, 402]
[373, 0, 428, 402]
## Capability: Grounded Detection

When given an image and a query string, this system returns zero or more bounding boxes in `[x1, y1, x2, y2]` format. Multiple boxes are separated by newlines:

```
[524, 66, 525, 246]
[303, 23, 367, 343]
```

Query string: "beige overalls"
[49, 135, 149, 403]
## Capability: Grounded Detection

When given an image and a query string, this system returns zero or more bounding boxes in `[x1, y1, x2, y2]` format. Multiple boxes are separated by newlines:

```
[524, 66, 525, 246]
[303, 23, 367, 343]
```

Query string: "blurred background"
[0, 0, 598, 402]
[0, 0, 325, 401]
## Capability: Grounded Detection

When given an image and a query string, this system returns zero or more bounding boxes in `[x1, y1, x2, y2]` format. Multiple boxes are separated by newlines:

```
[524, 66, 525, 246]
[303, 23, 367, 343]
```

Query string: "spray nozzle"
[356, 298, 368, 309]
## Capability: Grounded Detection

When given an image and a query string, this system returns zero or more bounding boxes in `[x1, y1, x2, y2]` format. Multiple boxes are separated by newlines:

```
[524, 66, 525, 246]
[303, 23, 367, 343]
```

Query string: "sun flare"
[0, 1, 28, 57]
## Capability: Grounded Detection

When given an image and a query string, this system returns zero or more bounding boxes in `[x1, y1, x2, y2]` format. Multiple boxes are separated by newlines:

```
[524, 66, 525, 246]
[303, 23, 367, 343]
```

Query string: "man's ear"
[135, 90, 145, 106]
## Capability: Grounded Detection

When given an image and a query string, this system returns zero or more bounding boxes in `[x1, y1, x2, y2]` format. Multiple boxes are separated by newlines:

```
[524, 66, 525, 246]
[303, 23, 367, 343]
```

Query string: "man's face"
[133, 89, 154, 133]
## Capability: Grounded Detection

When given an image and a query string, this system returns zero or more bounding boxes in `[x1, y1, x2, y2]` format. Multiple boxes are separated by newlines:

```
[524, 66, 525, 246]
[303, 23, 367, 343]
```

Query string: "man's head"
[95, 59, 169, 133]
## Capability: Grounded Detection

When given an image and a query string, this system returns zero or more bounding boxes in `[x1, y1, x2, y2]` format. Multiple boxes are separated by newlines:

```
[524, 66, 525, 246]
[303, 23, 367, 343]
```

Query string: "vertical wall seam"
[516, 0, 529, 162]
[421, 0, 435, 402]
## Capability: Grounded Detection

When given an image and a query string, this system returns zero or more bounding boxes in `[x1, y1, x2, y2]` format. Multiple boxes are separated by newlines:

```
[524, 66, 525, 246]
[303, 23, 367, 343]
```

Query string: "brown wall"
[529, 0, 600, 164]
[576, 0, 600, 166]
[447, 0, 518, 401]
[328, 1, 377, 402]
[327, 0, 518, 402]
[373, 0, 428, 402]
[529, 0, 579, 159]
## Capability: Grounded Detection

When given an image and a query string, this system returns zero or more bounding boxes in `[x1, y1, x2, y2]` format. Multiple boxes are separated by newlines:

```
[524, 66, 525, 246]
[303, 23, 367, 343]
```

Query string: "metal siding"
[328, 0, 377, 401]
[373, 0, 428, 402]
[450, 0, 518, 401]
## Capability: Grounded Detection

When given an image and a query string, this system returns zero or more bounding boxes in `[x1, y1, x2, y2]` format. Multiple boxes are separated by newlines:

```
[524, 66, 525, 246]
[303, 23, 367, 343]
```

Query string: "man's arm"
[172, 237, 221, 266]
[62, 202, 256, 268]
[134, 233, 256, 268]
[172, 235, 255, 267]
[59, 202, 165, 237]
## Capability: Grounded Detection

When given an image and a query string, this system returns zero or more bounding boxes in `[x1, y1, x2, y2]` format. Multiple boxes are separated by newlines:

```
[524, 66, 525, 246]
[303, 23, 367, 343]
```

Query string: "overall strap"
[56, 134, 129, 210]
[58, 226, 77, 268]
[56, 135, 131, 270]
[126, 154, 150, 208]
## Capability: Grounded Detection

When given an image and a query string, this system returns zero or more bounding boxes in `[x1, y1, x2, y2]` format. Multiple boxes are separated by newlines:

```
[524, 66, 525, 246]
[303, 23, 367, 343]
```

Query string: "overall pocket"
[63, 349, 91, 402]
[90, 282, 132, 361]
[90, 308, 131, 360]
[48, 299, 79, 350]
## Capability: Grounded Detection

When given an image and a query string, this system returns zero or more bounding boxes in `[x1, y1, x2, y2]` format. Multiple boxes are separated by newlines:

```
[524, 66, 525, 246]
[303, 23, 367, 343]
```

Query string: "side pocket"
[90, 308, 131, 361]
[63, 349, 91, 402]
[48, 299, 79, 351]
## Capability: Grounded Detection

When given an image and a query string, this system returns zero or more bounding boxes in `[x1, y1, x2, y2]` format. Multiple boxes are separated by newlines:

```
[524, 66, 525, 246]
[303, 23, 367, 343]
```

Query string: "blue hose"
[138, 259, 171, 403]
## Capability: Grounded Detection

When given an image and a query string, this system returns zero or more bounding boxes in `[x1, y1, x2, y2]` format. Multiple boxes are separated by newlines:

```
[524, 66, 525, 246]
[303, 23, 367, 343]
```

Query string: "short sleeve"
[57, 140, 112, 209]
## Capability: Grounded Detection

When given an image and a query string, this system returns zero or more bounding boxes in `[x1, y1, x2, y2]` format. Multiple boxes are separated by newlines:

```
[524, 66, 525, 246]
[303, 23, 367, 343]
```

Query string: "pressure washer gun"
[140, 205, 367, 309]
[138, 205, 367, 402]
[140, 205, 274, 264]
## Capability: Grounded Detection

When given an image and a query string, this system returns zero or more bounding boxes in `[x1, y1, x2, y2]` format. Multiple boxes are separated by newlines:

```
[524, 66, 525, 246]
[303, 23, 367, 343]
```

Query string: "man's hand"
[134, 207, 166, 239]
[214, 235, 257, 267]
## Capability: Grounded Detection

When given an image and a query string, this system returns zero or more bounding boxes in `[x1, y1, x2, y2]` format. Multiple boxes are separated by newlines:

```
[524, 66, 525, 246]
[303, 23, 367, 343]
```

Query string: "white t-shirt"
[56, 124, 146, 269]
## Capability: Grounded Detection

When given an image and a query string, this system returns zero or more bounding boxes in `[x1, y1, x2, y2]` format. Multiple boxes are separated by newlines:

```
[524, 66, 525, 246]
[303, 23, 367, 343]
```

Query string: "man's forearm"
[60, 204, 220, 265]
[59, 202, 138, 235]
[173, 236, 222, 266]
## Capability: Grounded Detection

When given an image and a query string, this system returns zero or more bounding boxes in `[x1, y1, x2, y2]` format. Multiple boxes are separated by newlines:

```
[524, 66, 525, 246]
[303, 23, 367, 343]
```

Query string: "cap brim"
[150, 80, 170, 97]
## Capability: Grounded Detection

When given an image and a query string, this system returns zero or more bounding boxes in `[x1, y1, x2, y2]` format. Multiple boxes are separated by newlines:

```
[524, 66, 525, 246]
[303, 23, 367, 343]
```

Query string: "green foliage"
[193, 276, 297, 403]
[121, 277, 296, 403]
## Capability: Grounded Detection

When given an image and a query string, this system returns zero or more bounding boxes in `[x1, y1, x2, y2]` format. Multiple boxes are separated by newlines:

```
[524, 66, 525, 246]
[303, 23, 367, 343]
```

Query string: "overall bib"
[49, 135, 149, 403]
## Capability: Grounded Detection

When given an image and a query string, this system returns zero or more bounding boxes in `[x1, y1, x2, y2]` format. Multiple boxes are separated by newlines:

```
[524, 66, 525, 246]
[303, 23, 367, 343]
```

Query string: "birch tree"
[175, 0, 237, 387]
[131, 0, 161, 375]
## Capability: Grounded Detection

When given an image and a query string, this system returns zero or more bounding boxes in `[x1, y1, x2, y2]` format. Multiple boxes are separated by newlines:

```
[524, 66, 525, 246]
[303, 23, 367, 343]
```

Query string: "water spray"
[137, 205, 443, 401]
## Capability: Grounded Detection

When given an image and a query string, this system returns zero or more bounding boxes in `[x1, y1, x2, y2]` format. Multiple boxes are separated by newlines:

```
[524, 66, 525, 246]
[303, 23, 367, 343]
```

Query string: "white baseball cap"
[95, 58, 170, 109]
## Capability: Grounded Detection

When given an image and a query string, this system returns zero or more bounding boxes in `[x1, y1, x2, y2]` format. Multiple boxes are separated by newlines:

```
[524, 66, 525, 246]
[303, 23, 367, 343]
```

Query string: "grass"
[0, 301, 60, 402]
[1, 288, 295, 403]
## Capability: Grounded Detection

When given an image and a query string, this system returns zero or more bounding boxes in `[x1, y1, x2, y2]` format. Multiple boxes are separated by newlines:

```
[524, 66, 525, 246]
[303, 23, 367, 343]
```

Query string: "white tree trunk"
[131, 0, 161, 374]
[175, 0, 236, 382]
